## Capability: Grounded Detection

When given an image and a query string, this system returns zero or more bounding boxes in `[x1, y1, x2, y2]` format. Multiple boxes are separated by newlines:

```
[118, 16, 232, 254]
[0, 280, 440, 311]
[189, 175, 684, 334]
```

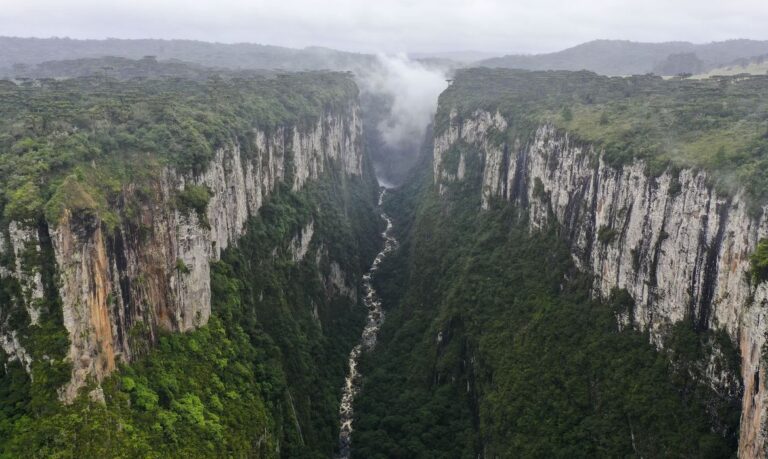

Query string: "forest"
[437, 68, 768, 208]
[2, 37, 768, 459]
[0, 72, 382, 457]
[352, 131, 742, 457]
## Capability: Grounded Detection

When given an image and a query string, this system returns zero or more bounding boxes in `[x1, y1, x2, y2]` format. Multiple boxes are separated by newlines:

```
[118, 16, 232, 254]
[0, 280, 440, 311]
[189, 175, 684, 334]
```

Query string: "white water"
[336, 189, 398, 458]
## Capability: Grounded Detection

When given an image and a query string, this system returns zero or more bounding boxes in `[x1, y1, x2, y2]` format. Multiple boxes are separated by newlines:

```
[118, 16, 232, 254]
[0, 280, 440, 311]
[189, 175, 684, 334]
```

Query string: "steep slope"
[354, 69, 768, 457]
[0, 73, 381, 456]
[479, 39, 768, 75]
[2, 52, 450, 188]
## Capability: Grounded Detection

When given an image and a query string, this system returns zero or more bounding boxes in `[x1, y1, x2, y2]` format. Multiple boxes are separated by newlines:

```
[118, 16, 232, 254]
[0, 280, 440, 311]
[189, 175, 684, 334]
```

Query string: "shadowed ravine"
[336, 188, 397, 458]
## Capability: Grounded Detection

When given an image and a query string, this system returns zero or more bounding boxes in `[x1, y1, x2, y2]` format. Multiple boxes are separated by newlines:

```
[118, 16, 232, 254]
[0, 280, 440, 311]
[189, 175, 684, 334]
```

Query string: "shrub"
[4, 182, 44, 222]
[561, 105, 573, 122]
[44, 175, 98, 224]
[597, 225, 618, 245]
[177, 184, 211, 225]
[175, 258, 191, 275]
[750, 238, 768, 284]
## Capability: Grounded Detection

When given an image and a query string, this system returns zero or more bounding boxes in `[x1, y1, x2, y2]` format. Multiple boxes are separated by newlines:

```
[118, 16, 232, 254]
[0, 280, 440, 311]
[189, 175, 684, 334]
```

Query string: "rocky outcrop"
[1, 103, 364, 401]
[0, 331, 31, 372]
[7, 221, 44, 324]
[290, 221, 315, 263]
[434, 109, 768, 457]
[0, 222, 42, 371]
[329, 261, 356, 301]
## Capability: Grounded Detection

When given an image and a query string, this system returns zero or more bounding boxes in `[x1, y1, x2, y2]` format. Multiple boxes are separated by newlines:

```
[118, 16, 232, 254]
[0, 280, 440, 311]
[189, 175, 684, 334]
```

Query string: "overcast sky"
[2, 0, 768, 54]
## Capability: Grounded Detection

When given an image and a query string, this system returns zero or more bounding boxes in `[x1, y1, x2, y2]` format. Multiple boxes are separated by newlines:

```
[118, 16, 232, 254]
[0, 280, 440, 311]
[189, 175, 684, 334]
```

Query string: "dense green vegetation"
[439, 68, 768, 208]
[0, 218, 71, 447]
[0, 72, 357, 226]
[750, 238, 768, 284]
[0, 170, 381, 457]
[0, 72, 381, 457]
[5, 55, 271, 81]
[1, 60, 756, 458]
[177, 184, 212, 226]
[353, 138, 741, 457]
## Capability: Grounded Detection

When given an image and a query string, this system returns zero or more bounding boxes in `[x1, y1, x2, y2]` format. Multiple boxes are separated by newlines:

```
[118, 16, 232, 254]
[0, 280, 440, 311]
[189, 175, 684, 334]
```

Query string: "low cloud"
[359, 54, 448, 150]
[2, 0, 767, 54]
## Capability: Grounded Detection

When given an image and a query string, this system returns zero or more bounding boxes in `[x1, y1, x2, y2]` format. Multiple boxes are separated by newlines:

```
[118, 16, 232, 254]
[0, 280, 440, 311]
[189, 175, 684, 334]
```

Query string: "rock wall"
[434, 109, 768, 457]
[1, 102, 364, 401]
[7, 221, 44, 325]
[0, 223, 42, 371]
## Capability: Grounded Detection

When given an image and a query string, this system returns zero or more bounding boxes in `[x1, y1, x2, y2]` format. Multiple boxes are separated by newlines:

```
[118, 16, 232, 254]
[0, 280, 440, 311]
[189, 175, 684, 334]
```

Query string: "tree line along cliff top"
[437, 68, 768, 210]
[0, 72, 358, 226]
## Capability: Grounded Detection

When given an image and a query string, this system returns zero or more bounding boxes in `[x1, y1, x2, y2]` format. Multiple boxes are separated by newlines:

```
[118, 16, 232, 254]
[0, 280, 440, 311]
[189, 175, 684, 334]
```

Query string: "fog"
[350, 55, 449, 185]
[358, 55, 448, 151]
[4, 1, 768, 184]
[3, 0, 768, 54]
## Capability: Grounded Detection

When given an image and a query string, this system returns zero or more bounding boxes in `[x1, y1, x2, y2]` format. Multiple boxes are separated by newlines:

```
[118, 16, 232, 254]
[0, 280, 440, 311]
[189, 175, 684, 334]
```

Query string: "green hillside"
[439, 68, 768, 209]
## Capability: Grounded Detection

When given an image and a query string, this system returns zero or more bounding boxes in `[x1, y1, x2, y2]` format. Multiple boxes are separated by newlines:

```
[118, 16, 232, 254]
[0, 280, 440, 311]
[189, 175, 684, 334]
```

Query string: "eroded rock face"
[0, 332, 31, 372]
[7, 221, 44, 325]
[290, 220, 315, 263]
[0, 222, 42, 371]
[434, 110, 768, 457]
[1, 104, 364, 401]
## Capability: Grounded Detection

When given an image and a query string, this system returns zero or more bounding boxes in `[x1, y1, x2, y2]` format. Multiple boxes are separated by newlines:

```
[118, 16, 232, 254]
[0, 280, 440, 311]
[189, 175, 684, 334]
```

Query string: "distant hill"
[694, 54, 768, 78]
[0, 36, 375, 73]
[478, 39, 768, 75]
[408, 50, 500, 63]
[6, 36, 768, 78]
[1, 55, 265, 81]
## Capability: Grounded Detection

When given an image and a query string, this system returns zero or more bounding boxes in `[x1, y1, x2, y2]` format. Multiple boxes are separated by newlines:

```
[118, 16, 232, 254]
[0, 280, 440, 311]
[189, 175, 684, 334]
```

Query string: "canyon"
[433, 108, 767, 457]
[1, 61, 768, 458]
[1, 102, 364, 401]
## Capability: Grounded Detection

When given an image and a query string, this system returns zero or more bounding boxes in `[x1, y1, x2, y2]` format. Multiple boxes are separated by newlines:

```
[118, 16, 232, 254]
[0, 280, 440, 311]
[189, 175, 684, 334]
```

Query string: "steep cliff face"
[434, 109, 768, 456]
[0, 223, 43, 369]
[1, 103, 364, 401]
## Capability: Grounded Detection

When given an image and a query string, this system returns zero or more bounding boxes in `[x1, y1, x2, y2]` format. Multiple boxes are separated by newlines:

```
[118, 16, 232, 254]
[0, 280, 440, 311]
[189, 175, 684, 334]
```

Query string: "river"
[336, 188, 397, 458]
